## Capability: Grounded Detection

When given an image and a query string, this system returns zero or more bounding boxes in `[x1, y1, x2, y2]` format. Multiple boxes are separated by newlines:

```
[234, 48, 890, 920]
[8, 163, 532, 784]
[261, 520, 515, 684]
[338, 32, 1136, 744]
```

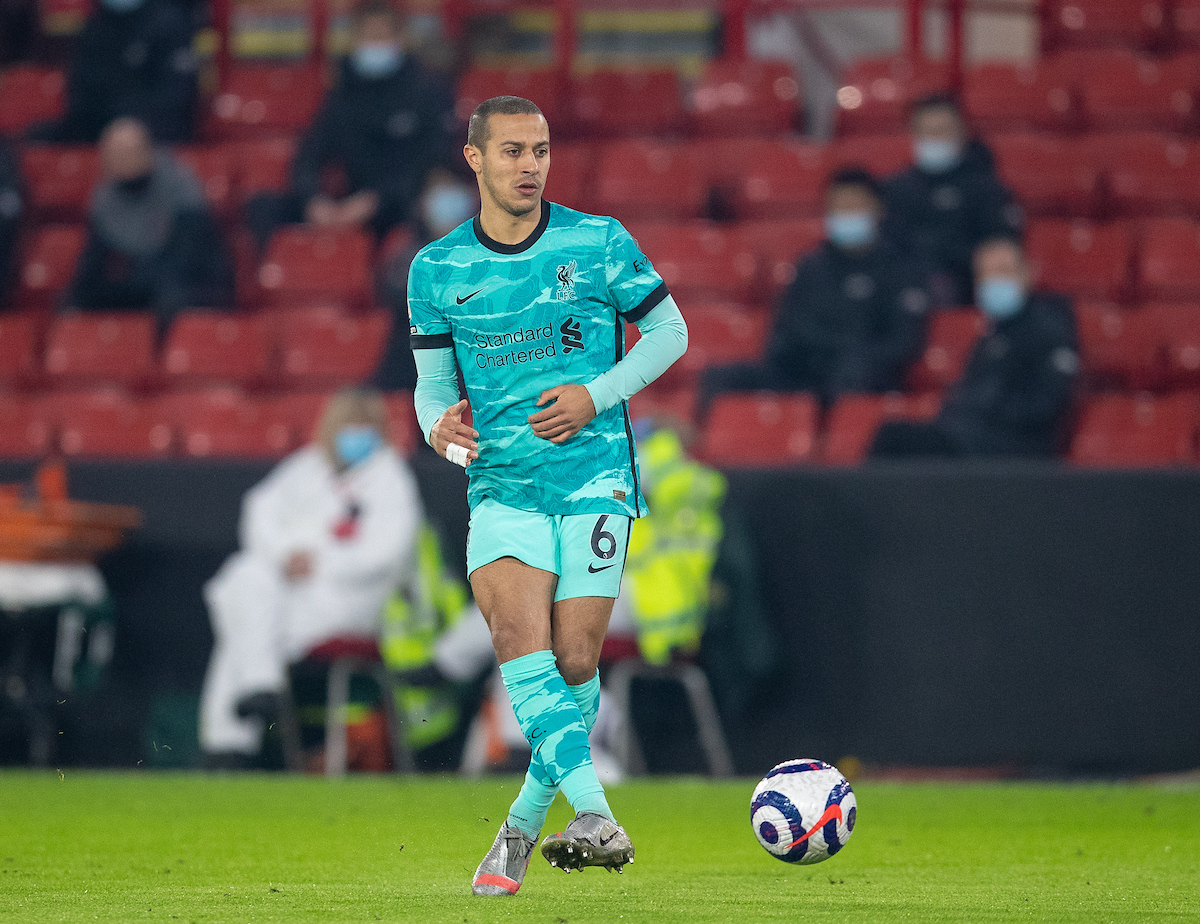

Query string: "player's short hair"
[910, 92, 963, 121]
[467, 96, 544, 149]
[826, 167, 882, 201]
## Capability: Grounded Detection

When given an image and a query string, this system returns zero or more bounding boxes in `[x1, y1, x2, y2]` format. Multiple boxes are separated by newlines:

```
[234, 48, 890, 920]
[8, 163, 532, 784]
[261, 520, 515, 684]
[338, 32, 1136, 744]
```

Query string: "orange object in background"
[0, 459, 142, 563]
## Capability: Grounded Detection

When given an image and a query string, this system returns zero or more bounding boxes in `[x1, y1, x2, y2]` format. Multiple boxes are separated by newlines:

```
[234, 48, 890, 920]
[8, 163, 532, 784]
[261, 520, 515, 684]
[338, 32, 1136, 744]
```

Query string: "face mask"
[825, 211, 877, 250]
[424, 185, 476, 237]
[352, 43, 403, 79]
[914, 139, 962, 174]
[335, 426, 382, 467]
[115, 172, 153, 196]
[101, 0, 146, 12]
[976, 277, 1025, 320]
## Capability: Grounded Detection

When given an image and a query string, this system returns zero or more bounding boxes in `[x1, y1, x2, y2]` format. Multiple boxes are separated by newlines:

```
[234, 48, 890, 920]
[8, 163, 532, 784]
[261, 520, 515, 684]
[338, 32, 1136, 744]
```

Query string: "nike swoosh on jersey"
[587, 563, 615, 573]
[456, 289, 485, 305]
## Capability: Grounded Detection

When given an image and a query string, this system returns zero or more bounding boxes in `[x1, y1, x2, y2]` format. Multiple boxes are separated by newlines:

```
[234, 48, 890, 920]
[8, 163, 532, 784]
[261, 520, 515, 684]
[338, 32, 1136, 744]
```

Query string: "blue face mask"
[914, 139, 962, 174]
[335, 426, 382, 467]
[976, 277, 1025, 320]
[825, 211, 877, 250]
[352, 43, 403, 79]
[423, 185, 477, 237]
[101, 0, 145, 12]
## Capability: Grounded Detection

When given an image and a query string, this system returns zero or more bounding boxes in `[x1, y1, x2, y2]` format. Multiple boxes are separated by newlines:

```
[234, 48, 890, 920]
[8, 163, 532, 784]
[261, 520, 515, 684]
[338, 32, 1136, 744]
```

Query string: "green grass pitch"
[1, 771, 1197, 923]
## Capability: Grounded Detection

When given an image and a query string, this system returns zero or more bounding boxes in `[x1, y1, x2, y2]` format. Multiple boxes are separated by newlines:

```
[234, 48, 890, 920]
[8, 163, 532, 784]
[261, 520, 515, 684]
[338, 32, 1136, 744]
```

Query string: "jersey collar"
[473, 200, 551, 254]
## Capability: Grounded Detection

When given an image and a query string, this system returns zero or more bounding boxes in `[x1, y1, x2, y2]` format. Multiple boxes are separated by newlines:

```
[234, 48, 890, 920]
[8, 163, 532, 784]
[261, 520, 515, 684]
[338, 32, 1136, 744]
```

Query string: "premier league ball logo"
[751, 759, 857, 864]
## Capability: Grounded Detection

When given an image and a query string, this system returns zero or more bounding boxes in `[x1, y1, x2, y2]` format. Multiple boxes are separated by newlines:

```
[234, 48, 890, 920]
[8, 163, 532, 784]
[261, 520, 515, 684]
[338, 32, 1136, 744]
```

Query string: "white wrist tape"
[446, 442, 470, 467]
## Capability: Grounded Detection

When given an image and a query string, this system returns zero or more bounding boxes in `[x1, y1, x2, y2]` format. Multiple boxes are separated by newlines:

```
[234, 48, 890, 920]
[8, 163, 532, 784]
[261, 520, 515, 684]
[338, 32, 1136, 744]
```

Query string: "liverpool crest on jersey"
[556, 260, 577, 301]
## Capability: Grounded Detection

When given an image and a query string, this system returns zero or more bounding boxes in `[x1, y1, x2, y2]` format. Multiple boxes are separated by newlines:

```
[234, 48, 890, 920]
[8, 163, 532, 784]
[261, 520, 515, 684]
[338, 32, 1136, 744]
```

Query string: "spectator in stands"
[0, 141, 22, 308]
[31, 0, 198, 143]
[871, 236, 1078, 458]
[199, 388, 422, 768]
[66, 118, 232, 329]
[884, 93, 1023, 307]
[374, 169, 478, 390]
[697, 168, 929, 417]
[244, 0, 456, 248]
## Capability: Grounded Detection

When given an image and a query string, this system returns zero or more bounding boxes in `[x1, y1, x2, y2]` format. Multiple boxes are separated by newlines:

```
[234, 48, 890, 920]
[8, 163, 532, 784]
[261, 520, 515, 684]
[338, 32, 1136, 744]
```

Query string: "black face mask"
[115, 173, 153, 196]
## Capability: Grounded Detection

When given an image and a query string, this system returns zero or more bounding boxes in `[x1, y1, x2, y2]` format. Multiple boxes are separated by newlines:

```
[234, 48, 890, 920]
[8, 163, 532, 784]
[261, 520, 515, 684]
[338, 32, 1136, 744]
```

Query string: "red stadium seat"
[20, 146, 100, 221]
[1175, 1, 1200, 49]
[569, 71, 684, 138]
[698, 393, 819, 467]
[1069, 392, 1197, 467]
[730, 218, 825, 297]
[627, 386, 698, 428]
[257, 228, 374, 310]
[962, 63, 1077, 132]
[696, 139, 827, 220]
[1044, 0, 1169, 50]
[593, 141, 707, 220]
[989, 133, 1101, 217]
[675, 302, 768, 383]
[1048, 49, 1193, 132]
[835, 57, 949, 136]
[158, 389, 291, 458]
[204, 66, 325, 141]
[15, 224, 86, 309]
[1145, 303, 1200, 387]
[821, 392, 942, 465]
[621, 221, 758, 302]
[0, 314, 41, 385]
[1025, 220, 1133, 302]
[173, 145, 236, 219]
[52, 390, 172, 458]
[269, 391, 333, 445]
[277, 310, 391, 386]
[1074, 302, 1164, 390]
[690, 59, 803, 137]
[543, 143, 595, 212]
[161, 312, 274, 385]
[908, 308, 987, 391]
[1138, 217, 1200, 301]
[229, 138, 297, 204]
[381, 390, 418, 458]
[44, 312, 156, 385]
[0, 395, 52, 459]
[1084, 133, 1200, 216]
[829, 134, 912, 178]
[0, 66, 65, 135]
[455, 69, 564, 126]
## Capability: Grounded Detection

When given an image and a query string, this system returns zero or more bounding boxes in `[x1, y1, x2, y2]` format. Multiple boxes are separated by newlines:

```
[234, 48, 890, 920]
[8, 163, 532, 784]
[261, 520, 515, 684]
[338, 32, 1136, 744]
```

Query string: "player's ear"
[464, 143, 483, 175]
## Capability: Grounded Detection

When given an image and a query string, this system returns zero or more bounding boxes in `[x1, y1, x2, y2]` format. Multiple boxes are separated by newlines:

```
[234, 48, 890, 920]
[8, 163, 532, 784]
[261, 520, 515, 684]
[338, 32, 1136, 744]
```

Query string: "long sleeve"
[585, 297, 688, 414]
[413, 346, 461, 444]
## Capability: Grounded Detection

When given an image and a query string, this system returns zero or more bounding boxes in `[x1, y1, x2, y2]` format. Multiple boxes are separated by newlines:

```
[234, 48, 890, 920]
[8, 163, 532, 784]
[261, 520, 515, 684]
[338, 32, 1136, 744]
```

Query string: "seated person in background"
[884, 93, 1023, 308]
[31, 0, 198, 142]
[66, 118, 233, 330]
[199, 389, 423, 768]
[871, 236, 1079, 459]
[0, 141, 22, 307]
[373, 169, 479, 390]
[245, 0, 456, 248]
[698, 168, 929, 417]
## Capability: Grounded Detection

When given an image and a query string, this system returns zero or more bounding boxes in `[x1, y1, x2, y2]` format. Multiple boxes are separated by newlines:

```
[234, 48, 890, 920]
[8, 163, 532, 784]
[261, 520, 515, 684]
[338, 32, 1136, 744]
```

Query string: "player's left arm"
[528, 297, 688, 443]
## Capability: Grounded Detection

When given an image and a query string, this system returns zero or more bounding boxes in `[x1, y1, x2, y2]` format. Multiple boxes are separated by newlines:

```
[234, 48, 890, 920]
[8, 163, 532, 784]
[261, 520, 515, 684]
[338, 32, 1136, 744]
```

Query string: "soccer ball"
[750, 759, 856, 864]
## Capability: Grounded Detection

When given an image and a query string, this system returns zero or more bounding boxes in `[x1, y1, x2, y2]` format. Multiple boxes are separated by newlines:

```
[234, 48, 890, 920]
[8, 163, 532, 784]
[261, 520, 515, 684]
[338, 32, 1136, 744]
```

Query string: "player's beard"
[480, 162, 541, 219]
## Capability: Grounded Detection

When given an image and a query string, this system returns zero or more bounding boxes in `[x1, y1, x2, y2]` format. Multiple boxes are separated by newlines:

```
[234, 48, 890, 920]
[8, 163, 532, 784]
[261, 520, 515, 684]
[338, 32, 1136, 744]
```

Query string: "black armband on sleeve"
[620, 282, 669, 324]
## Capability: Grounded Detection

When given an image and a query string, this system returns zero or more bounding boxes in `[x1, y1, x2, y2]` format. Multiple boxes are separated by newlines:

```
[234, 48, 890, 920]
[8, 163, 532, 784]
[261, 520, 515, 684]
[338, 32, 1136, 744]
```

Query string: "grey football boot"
[540, 812, 635, 873]
[472, 822, 538, 896]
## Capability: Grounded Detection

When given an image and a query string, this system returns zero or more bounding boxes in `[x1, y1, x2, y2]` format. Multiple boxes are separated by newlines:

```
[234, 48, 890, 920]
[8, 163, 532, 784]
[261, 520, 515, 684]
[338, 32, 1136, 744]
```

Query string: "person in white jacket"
[199, 388, 421, 764]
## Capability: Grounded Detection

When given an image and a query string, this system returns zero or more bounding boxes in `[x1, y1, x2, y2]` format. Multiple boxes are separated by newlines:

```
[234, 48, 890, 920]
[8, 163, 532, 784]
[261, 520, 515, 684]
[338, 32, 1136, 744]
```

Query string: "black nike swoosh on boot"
[457, 289, 484, 304]
[599, 832, 618, 846]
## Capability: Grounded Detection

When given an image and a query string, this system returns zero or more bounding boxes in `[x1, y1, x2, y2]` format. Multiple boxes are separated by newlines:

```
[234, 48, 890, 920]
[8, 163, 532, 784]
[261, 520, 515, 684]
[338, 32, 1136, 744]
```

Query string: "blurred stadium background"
[0, 0, 1198, 780]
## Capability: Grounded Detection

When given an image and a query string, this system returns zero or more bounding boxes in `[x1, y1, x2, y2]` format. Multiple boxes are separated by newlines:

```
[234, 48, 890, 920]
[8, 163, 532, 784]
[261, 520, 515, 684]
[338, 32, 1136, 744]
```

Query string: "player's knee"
[555, 651, 598, 686]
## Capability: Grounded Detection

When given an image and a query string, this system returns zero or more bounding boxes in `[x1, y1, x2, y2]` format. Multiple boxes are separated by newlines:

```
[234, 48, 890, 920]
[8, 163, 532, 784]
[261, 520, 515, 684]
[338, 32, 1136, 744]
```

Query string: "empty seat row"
[0, 388, 418, 460]
[0, 309, 391, 388]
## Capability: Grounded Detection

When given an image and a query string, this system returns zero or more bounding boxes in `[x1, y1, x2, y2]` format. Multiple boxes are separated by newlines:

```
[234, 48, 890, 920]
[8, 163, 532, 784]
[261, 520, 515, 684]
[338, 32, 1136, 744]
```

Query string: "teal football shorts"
[466, 497, 632, 602]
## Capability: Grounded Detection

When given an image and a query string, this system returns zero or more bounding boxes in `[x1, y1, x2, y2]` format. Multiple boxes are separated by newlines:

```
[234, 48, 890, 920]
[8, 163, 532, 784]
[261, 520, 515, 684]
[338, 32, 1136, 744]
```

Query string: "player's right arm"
[409, 256, 479, 467]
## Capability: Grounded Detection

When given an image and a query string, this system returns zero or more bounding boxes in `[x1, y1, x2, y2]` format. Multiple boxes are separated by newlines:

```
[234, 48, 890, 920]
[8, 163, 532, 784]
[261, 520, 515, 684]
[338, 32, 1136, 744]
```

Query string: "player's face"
[469, 113, 550, 218]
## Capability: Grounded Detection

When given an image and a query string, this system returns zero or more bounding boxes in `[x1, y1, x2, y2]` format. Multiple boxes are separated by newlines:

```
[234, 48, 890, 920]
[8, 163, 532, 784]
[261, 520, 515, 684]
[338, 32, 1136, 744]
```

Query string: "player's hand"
[430, 399, 479, 467]
[528, 385, 596, 444]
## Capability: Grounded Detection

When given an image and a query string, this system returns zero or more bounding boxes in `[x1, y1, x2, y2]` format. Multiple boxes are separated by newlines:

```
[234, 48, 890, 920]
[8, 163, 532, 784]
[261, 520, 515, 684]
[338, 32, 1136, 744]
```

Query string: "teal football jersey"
[408, 201, 667, 518]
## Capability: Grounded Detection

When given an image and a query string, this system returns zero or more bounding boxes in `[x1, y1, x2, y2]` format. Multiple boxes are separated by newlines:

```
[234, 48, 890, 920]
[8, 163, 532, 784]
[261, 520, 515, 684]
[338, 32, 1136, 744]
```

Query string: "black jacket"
[883, 140, 1022, 306]
[290, 57, 455, 228]
[937, 292, 1079, 456]
[56, 0, 198, 142]
[767, 238, 930, 401]
[0, 142, 22, 307]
